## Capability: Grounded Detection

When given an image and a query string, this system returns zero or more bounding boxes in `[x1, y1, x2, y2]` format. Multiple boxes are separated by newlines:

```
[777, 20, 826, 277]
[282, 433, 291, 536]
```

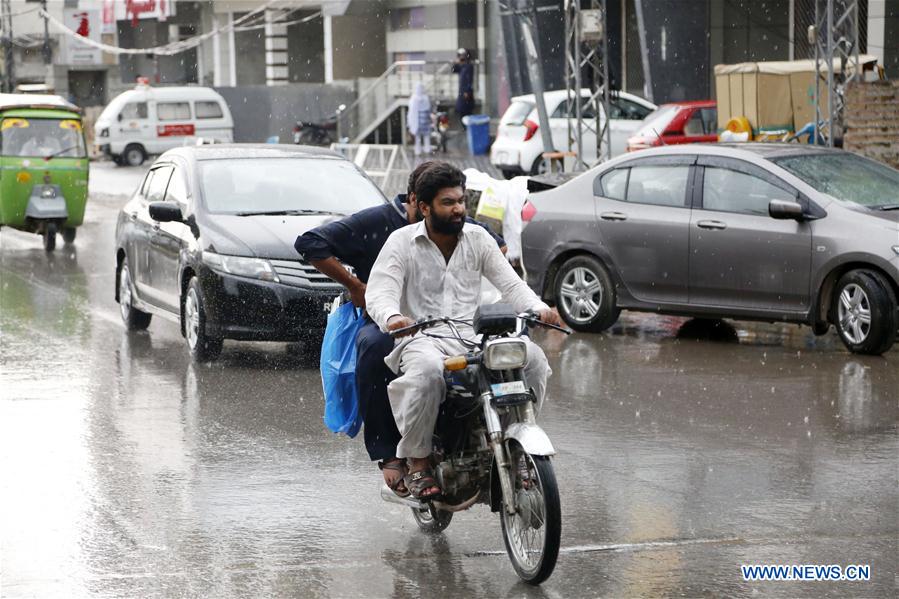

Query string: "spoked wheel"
[411, 504, 453, 534]
[42, 222, 57, 252]
[832, 270, 896, 355]
[500, 441, 561, 585]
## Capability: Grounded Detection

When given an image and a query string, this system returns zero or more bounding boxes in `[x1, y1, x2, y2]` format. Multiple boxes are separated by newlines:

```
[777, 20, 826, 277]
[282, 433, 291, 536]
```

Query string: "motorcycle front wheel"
[500, 441, 561, 585]
[411, 504, 453, 534]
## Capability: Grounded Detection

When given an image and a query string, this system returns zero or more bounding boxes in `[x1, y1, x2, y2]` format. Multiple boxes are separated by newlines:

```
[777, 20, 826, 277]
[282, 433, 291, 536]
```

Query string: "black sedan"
[114, 144, 386, 360]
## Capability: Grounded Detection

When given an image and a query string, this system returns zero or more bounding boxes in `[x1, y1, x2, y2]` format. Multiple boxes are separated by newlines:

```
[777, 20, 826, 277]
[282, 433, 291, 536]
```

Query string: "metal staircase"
[337, 60, 461, 144]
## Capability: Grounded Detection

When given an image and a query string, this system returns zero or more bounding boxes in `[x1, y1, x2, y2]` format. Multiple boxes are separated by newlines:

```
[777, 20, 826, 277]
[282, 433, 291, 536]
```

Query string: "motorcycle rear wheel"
[411, 504, 453, 534]
[500, 442, 561, 585]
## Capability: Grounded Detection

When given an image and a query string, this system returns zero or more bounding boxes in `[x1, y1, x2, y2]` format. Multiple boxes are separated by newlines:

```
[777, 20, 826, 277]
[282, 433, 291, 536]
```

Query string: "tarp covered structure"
[714, 55, 878, 135]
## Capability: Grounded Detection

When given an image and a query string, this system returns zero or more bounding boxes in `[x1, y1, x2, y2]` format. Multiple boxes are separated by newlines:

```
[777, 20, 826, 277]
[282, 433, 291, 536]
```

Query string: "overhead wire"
[35, 0, 294, 57]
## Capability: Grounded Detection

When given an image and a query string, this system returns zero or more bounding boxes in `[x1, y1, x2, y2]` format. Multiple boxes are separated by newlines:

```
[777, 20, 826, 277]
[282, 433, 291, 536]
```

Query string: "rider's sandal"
[379, 459, 410, 498]
[404, 469, 442, 501]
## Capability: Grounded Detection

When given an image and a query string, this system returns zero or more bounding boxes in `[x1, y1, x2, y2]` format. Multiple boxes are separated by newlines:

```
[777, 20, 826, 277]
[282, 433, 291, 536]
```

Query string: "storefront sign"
[63, 9, 102, 65]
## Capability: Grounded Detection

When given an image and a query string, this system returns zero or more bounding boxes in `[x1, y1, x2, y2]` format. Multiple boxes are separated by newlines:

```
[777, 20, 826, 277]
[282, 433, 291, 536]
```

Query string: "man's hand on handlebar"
[536, 307, 564, 329]
[387, 314, 417, 337]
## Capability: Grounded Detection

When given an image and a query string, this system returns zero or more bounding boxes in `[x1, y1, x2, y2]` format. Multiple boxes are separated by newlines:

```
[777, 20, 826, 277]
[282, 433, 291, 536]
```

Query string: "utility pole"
[41, 0, 51, 64]
[1, 0, 15, 92]
[564, 0, 611, 169]
[518, 0, 555, 160]
[812, 0, 860, 147]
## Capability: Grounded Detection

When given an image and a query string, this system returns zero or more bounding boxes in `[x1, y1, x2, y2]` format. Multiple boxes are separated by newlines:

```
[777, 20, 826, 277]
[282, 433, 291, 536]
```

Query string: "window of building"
[157, 102, 191, 121]
[390, 6, 425, 30]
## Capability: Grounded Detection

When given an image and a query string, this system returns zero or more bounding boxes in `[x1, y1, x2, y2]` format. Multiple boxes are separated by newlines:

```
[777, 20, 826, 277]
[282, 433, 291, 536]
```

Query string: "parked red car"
[626, 100, 717, 152]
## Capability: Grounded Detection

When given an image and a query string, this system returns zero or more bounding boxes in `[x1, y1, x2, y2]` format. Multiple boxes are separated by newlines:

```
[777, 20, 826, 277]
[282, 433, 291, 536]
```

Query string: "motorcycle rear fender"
[489, 423, 555, 512]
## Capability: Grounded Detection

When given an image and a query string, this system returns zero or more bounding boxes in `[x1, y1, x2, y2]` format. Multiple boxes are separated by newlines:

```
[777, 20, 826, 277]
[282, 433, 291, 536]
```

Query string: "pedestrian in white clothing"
[366, 162, 563, 500]
[407, 82, 432, 156]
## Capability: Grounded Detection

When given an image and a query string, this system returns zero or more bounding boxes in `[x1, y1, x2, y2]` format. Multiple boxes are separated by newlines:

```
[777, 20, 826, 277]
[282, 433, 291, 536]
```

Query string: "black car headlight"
[202, 251, 279, 282]
[484, 338, 528, 370]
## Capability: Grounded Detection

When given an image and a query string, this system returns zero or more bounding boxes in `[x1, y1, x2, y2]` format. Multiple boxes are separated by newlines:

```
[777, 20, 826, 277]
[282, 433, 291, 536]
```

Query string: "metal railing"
[336, 60, 469, 144]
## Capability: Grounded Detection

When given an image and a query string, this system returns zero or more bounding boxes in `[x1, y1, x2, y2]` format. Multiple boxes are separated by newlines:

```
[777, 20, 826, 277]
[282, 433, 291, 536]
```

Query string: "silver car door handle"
[600, 211, 628, 221]
[696, 220, 727, 230]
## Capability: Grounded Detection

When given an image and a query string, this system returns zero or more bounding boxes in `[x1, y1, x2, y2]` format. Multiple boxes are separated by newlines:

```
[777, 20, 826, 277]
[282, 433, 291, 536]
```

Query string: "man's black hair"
[407, 160, 436, 197]
[414, 162, 466, 206]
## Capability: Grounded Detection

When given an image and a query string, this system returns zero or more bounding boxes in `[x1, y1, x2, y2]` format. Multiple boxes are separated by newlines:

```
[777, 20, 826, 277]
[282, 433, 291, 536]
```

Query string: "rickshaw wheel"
[43, 223, 57, 252]
[62, 227, 76, 244]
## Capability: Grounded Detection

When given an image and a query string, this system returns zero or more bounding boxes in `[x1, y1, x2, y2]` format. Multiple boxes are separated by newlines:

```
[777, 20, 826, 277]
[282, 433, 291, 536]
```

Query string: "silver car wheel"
[119, 265, 133, 321]
[559, 266, 603, 323]
[185, 288, 200, 350]
[838, 283, 871, 345]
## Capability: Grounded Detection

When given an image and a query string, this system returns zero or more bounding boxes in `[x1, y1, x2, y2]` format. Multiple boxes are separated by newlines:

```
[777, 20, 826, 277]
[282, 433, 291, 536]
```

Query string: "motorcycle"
[293, 116, 337, 146]
[381, 304, 570, 584]
[431, 111, 450, 153]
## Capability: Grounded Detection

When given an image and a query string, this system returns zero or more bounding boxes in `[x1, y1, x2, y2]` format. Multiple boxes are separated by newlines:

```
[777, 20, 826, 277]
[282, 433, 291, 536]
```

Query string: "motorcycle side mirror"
[149, 201, 184, 223]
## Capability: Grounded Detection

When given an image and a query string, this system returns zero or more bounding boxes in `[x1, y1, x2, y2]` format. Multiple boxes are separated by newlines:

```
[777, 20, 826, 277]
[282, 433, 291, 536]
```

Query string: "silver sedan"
[521, 143, 899, 355]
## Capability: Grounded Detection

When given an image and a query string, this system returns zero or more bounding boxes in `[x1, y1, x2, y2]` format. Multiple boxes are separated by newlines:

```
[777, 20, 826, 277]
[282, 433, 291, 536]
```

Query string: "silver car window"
[599, 168, 628, 201]
[702, 167, 794, 216]
[626, 165, 690, 207]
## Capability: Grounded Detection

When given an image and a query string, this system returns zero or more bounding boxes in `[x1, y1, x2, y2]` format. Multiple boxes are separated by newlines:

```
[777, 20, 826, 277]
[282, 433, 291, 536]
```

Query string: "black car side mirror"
[149, 201, 184, 223]
[769, 199, 805, 221]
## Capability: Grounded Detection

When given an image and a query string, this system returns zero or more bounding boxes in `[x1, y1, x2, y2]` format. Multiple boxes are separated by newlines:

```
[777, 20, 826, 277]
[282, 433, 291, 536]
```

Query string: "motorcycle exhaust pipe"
[380, 483, 427, 509]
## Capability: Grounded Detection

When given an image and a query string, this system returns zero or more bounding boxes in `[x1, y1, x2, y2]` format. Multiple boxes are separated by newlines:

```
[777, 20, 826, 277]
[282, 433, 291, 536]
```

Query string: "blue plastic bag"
[320, 301, 365, 437]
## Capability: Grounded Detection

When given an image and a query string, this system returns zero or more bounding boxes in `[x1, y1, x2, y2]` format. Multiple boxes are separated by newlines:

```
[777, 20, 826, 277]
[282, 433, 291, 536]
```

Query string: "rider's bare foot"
[379, 458, 409, 497]
[405, 457, 441, 499]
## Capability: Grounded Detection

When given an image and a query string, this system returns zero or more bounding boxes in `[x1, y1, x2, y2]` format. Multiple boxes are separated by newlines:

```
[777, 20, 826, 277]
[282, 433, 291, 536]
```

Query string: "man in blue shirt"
[294, 162, 504, 495]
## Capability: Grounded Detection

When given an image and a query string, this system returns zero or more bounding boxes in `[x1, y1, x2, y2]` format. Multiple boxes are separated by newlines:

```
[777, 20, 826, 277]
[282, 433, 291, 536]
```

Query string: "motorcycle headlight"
[484, 338, 528, 370]
[202, 251, 279, 282]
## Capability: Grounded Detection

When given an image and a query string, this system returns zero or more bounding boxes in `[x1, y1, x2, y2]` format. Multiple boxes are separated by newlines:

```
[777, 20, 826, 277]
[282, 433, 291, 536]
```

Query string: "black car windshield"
[199, 157, 387, 214]
[0, 117, 87, 158]
[772, 152, 899, 209]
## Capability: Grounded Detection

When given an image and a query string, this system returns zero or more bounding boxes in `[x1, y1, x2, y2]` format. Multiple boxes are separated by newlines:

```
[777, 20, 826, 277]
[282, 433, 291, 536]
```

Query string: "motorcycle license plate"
[491, 381, 527, 397]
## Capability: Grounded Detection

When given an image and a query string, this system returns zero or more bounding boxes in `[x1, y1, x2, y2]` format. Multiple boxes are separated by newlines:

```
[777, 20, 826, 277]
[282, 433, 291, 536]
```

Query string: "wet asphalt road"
[1, 162, 896, 598]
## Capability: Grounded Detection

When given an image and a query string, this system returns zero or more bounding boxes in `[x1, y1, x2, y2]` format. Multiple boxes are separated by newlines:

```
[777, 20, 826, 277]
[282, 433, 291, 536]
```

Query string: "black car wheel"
[118, 261, 152, 330]
[530, 156, 549, 176]
[184, 277, 223, 361]
[832, 270, 897, 355]
[554, 255, 620, 333]
[123, 144, 146, 167]
[62, 227, 76, 244]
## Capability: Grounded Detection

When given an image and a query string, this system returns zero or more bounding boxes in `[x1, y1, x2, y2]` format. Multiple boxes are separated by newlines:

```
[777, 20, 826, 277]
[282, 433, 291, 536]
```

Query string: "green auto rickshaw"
[0, 93, 89, 251]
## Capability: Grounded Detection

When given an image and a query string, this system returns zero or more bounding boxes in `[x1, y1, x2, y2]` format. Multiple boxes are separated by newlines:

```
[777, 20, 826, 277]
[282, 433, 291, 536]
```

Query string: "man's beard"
[429, 211, 464, 235]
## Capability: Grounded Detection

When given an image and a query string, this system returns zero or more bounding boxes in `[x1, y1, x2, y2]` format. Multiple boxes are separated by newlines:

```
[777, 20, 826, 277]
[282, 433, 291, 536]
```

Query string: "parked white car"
[490, 89, 656, 178]
[94, 84, 234, 167]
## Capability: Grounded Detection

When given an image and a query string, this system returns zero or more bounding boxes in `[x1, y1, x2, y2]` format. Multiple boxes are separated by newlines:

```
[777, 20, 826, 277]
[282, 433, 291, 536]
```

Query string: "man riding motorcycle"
[294, 162, 505, 496]
[366, 163, 562, 500]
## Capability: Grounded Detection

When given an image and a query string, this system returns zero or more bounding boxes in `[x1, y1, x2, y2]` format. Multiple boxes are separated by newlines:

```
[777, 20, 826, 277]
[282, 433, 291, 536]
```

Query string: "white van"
[94, 84, 233, 166]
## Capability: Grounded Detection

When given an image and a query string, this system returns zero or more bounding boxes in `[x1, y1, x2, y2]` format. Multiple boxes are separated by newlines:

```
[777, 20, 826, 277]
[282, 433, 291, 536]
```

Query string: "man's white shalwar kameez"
[366, 221, 552, 459]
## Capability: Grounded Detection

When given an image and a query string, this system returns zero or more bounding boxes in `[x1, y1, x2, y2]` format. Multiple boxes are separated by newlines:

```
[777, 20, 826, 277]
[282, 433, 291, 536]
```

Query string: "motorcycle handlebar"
[388, 313, 572, 337]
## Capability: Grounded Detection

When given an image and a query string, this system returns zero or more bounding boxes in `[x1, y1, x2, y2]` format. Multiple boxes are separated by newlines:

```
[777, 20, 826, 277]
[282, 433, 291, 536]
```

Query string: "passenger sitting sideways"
[365, 163, 562, 500]
[294, 161, 505, 497]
